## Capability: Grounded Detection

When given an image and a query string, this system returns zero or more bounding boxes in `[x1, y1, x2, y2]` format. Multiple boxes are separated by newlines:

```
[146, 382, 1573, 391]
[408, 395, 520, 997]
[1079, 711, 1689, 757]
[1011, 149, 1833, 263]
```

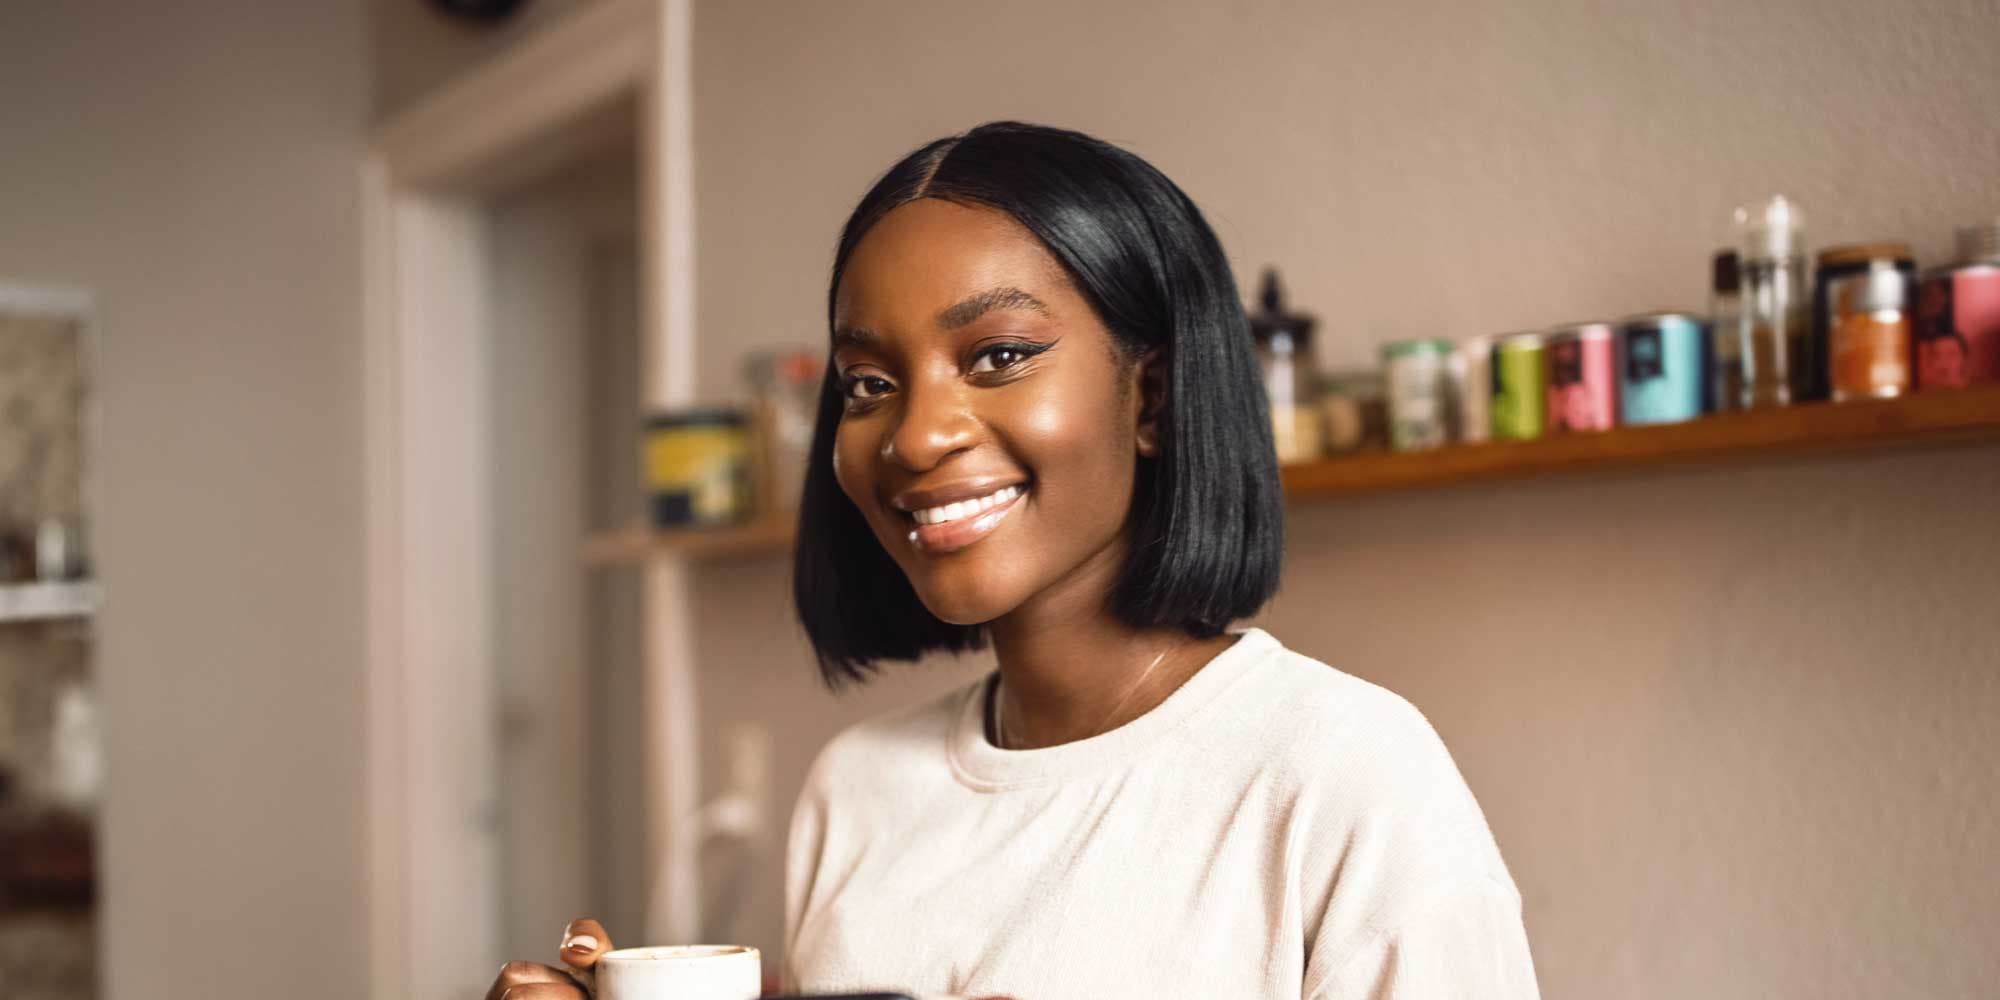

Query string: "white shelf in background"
[0, 581, 100, 623]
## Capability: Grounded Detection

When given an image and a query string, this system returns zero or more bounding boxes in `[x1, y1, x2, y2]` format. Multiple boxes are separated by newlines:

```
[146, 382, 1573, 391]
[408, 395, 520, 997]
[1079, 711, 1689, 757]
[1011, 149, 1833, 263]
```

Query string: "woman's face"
[830, 198, 1155, 626]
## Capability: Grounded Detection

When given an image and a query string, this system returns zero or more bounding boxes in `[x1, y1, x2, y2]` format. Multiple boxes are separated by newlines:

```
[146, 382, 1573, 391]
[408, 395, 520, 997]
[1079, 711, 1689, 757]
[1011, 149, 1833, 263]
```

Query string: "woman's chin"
[912, 578, 1024, 628]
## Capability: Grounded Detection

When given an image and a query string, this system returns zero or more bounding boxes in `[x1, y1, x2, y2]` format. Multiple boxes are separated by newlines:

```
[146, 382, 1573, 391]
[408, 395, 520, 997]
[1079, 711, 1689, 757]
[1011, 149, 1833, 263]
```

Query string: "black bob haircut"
[793, 121, 1284, 688]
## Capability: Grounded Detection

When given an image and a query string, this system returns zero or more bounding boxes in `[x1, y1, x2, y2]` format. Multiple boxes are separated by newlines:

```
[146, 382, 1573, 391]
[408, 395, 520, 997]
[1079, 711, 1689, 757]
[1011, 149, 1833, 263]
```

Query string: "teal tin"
[1619, 312, 1709, 425]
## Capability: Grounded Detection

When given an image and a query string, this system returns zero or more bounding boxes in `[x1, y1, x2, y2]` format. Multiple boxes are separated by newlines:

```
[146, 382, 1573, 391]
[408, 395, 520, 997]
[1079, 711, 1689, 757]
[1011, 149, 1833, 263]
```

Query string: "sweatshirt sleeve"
[1287, 684, 1541, 1000]
[1307, 876, 1540, 1000]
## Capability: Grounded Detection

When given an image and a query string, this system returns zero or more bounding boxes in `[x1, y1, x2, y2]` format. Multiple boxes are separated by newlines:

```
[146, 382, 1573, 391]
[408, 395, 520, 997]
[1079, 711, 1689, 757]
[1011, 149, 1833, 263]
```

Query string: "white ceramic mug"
[595, 945, 761, 1000]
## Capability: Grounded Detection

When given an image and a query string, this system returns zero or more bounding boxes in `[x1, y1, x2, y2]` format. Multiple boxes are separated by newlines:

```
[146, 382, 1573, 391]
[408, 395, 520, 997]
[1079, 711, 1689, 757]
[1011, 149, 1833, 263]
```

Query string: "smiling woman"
[797, 122, 1285, 683]
[781, 122, 1539, 999]
[488, 122, 1538, 1000]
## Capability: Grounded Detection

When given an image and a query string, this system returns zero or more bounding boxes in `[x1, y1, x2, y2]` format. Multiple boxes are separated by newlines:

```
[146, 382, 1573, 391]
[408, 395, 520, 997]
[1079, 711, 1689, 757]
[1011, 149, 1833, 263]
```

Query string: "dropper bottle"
[1247, 268, 1323, 463]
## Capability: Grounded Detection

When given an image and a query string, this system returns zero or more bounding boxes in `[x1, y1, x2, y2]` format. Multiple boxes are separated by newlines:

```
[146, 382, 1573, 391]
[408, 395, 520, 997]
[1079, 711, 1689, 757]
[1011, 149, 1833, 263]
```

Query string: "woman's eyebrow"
[936, 286, 1050, 329]
[831, 325, 878, 351]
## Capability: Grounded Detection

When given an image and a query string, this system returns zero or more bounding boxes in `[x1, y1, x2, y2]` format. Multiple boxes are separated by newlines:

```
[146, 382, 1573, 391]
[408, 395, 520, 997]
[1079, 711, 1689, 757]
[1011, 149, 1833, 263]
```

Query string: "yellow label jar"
[646, 409, 751, 528]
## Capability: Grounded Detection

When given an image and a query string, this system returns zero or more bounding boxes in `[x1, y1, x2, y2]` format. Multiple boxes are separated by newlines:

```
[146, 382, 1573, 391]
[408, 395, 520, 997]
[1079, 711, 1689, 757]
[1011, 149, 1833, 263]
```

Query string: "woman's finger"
[559, 917, 613, 970]
[485, 961, 579, 1000]
[501, 984, 589, 1000]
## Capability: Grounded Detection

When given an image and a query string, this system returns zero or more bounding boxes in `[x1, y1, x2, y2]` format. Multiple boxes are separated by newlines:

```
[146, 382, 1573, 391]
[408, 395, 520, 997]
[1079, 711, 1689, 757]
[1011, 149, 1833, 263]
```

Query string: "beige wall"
[0, 5, 369, 1000]
[371, 0, 603, 117]
[689, 0, 2000, 996]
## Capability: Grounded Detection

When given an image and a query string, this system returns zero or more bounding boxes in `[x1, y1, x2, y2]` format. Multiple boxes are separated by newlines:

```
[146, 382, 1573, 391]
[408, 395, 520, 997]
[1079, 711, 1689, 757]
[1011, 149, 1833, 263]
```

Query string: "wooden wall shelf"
[584, 515, 798, 564]
[1283, 384, 2000, 498]
[583, 386, 2000, 565]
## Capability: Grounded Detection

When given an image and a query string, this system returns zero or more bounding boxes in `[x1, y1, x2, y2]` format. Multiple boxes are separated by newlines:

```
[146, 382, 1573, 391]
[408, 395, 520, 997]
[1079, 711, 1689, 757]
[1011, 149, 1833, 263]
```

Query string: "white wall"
[687, 1, 2000, 996]
[0, 4, 369, 999]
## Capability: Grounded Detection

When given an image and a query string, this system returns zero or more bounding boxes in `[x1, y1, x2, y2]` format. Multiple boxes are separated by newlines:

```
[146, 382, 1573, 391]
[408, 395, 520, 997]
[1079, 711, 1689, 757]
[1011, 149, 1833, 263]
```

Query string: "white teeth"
[911, 486, 1023, 526]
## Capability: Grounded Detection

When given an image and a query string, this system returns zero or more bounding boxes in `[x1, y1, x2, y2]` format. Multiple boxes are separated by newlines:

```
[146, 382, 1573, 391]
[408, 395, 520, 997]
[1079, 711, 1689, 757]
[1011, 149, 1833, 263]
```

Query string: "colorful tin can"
[1545, 323, 1619, 432]
[1619, 312, 1708, 425]
[1814, 242, 1914, 401]
[1490, 332, 1547, 441]
[1453, 336, 1495, 444]
[1383, 338, 1455, 452]
[1915, 222, 2000, 391]
[645, 408, 751, 528]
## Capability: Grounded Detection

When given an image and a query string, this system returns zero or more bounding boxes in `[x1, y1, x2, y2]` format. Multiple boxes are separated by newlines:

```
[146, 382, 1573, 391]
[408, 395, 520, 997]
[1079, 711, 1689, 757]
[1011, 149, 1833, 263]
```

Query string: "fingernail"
[565, 934, 600, 952]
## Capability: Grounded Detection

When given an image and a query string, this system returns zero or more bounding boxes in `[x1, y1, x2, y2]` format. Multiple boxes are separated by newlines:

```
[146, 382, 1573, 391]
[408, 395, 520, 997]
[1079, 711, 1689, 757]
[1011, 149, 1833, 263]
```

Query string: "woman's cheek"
[1005, 386, 1070, 451]
[1006, 379, 1133, 518]
[830, 424, 869, 508]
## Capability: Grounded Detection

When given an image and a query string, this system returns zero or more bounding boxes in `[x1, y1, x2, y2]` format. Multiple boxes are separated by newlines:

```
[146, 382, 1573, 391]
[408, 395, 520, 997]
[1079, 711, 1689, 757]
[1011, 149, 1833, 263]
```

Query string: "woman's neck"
[985, 538, 1231, 749]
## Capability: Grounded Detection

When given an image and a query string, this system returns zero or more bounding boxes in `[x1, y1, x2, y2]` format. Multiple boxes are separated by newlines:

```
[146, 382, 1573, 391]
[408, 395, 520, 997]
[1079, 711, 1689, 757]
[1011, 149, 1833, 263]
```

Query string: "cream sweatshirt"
[782, 628, 1540, 999]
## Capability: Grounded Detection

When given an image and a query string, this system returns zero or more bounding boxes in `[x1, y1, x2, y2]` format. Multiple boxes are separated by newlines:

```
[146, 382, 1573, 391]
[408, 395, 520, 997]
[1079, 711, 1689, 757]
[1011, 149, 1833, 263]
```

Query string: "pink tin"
[1545, 322, 1619, 432]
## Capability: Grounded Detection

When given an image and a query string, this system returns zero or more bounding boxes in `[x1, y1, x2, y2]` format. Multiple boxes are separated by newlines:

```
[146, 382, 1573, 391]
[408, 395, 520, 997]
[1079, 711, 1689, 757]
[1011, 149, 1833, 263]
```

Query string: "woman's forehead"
[834, 199, 1075, 330]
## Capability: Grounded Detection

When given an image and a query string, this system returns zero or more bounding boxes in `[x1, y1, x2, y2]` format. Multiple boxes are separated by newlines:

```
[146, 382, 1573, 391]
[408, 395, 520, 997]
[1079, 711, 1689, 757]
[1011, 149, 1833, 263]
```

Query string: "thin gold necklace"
[994, 646, 1173, 751]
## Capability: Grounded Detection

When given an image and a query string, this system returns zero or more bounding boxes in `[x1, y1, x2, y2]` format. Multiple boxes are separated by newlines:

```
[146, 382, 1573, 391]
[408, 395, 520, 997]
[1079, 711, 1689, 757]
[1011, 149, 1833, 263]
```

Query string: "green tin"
[1381, 337, 1456, 359]
[1381, 338, 1456, 452]
[1491, 332, 1547, 441]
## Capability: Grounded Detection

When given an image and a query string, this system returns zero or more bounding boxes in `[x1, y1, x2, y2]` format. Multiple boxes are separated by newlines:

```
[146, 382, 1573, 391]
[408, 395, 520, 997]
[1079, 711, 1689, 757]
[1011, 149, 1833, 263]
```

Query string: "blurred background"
[2, 1, 1998, 998]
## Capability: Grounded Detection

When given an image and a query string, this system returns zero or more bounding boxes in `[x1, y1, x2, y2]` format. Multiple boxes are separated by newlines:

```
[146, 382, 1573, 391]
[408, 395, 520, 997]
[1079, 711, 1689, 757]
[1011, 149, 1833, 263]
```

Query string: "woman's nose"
[881, 380, 977, 471]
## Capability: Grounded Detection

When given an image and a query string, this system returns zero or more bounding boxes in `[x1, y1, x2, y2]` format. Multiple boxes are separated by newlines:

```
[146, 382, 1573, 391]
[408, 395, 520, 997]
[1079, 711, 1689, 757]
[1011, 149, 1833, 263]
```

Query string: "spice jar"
[1248, 268, 1324, 464]
[1915, 221, 2000, 390]
[1814, 242, 1914, 401]
[645, 409, 751, 528]
[1453, 336, 1496, 444]
[1709, 250, 1744, 413]
[1382, 339, 1457, 451]
[1491, 332, 1548, 442]
[1315, 370, 1386, 453]
[744, 349, 825, 514]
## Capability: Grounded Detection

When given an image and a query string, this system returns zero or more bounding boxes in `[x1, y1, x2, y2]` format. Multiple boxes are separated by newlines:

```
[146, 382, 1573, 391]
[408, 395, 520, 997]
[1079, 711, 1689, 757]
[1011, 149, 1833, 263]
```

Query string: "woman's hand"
[484, 918, 613, 1000]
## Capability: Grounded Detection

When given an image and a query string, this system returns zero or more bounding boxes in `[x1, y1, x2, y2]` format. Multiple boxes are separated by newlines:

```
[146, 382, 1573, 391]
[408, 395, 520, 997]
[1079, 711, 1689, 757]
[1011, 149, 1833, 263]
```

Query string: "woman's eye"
[970, 345, 1031, 374]
[843, 373, 893, 400]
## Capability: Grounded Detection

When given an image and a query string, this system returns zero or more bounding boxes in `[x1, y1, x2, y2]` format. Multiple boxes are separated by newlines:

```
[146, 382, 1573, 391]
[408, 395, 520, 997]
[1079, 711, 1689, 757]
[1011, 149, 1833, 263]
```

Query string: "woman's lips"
[905, 485, 1026, 554]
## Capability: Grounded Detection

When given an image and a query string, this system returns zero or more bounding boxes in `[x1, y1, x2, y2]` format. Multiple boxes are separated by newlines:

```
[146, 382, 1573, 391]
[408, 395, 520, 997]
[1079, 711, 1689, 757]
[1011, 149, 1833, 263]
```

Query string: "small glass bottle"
[1708, 250, 1743, 413]
[1736, 196, 1812, 408]
[1248, 268, 1324, 463]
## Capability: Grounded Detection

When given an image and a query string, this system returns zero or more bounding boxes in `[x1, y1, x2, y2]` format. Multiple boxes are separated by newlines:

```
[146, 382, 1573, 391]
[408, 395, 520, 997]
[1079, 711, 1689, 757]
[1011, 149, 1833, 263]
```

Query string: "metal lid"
[1817, 241, 1913, 269]
[1547, 321, 1617, 341]
[1621, 310, 1705, 329]
[1496, 330, 1545, 350]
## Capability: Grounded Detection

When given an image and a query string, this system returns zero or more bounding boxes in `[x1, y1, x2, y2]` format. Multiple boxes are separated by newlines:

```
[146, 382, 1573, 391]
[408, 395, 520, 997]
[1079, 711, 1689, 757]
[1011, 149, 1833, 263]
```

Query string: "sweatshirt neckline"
[946, 627, 1277, 791]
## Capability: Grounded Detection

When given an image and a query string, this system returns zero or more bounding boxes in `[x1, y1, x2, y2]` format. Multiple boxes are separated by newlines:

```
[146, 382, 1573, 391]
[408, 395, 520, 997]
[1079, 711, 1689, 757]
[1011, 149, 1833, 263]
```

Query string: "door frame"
[362, 1, 700, 994]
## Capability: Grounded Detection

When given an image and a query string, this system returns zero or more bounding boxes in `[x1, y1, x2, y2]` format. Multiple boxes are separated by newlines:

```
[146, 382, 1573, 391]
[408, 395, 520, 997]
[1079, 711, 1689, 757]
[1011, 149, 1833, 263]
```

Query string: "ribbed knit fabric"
[782, 629, 1540, 999]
